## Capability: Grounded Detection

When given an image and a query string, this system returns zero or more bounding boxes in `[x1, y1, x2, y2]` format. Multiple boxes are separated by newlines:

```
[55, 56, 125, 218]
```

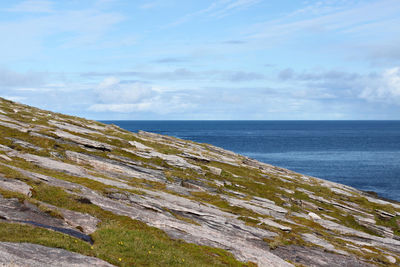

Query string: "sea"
[102, 120, 400, 202]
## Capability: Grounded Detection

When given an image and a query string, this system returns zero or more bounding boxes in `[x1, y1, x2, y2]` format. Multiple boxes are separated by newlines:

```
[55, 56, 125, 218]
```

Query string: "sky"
[0, 0, 400, 120]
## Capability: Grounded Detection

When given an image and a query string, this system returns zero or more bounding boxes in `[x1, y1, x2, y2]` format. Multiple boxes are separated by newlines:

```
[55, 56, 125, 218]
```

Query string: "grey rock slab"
[83, 189, 291, 267]
[364, 195, 400, 210]
[0, 196, 90, 241]
[65, 151, 165, 182]
[375, 209, 396, 220]
[70, 183, 288, 266]
[280, 187, 294, 194]
[0, 121, 29, 133]
[53, 130, 114, 151]
[0, 242, 114, 267]
[330, 187, 355, 197]
[301, 233, 349, 255]
[133, 150, 203, 171]
[385, 255, 397, 264]
[8, 151, 134, 190]
[128, 141, 152, 150]
[138, 131, 240, 165]
[38, 202, 100, 234]
[354, 214, 394, 238]
[0, 176, 32, 196]
[10, 151, 86, 177]
[5, 138, 43, 151]
[315, 218, 400, 253]
[223, 195, 288, 218]
[0, 145, 12, 152]
[165, 183, 192, 196]
[309, 195, 374, 219]
[0, 155, 11, 161]
[48, 120, 99, 135]
[0, 163, 81, 192]
[271, 245, 375, 267]
[2, 160, 285, 266]
[260, 218, 292, 232]
[0, 115, 19, 124]
[207, 165, 222, 175]
[308, 212, 322, 220]
[85, 122, 107, 131]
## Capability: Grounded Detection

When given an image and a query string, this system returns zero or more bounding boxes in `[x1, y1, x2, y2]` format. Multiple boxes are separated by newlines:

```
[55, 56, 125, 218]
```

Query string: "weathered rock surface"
[0, 176, 32, 196]
[271, 245, 375, 267]
[0, 195, 94, 242]
[0, 242, 114, 267]
[0, 97, 400, 266]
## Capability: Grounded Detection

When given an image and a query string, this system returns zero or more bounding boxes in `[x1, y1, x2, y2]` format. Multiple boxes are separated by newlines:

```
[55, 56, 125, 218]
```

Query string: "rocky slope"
[0, 97, 399, 267]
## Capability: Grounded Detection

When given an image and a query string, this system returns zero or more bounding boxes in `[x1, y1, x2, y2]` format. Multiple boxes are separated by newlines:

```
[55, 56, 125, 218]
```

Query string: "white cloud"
[89, 77, 193, 114]
[96, 77, 155, 104]
[88, 103, 152, 112]
[360, 67, 400, 104]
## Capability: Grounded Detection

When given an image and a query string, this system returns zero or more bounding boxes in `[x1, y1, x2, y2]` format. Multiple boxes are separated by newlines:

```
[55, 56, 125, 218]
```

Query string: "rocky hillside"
[0, 97, 399, 267]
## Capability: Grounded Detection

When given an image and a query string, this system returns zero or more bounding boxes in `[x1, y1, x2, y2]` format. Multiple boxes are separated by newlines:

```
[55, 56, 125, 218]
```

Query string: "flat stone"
[0, 177, 32, 196]
[308, 212, 321, 220]
[6, 138, 43, 152]
[375, 209, 396, 220]
[330, 187, 354, 197]
[0, 145, 12, 152]
[53, 130, 113, 151]
[129, 141, 152, 150]
[38, 202, 100, 234]
[260, 218, 291, 232]
[385, 255, 396, 264]
[65, 151, 164, 183]
[271, 245, 375, 267]
[223, 195, 288, 218]
[0, 155, 12, 161]
[48, 120, 99, 135]
[0, 242, 114, 267]
[133, 150, 203, 171]
[9, 151, 135, 190]
[207, 166, 222, 175]
[0, 121, 28, 133]
[302, 233, 348, 255]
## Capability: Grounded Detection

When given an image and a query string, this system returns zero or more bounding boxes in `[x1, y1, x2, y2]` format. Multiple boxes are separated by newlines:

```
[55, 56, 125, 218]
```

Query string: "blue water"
[102, 121, 400, 201]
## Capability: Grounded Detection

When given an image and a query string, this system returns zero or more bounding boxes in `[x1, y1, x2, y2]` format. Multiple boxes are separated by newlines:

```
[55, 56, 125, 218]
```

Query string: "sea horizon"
[103, 120, 400, 202]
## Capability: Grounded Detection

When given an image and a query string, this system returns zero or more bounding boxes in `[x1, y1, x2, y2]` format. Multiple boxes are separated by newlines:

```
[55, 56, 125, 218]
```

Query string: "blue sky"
[0, 0, 400, 120]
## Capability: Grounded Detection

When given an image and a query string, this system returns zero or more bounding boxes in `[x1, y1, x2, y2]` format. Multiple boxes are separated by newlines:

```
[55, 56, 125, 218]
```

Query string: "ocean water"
[102, 120, 400, 201]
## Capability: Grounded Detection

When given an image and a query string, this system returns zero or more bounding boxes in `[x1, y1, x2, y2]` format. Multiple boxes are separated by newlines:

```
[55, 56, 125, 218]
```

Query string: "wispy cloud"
[0, 68, 45, 87]
[152, 57, 188, 64]
[0, 3, 125, 61]
[139, 1, 168, 9]
[5, 0, 54, 13]
[81, 68, 265, 82]
[246, 0, 400, 51]
[167, 0, 261, 27]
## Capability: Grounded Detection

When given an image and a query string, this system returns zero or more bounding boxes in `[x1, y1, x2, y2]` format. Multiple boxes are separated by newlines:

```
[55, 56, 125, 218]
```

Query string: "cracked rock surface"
[0, 97, 399, 266]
